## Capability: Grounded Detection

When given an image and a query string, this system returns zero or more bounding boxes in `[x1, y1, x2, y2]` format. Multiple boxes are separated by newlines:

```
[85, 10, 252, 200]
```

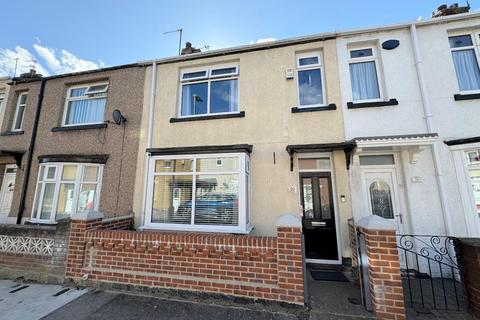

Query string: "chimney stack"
[181, 42, 202, 55]
[432, 2, 470, 18]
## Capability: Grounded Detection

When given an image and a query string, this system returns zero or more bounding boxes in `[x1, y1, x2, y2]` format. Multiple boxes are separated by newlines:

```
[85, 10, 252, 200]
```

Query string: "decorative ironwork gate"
[396, 235, 465, 311]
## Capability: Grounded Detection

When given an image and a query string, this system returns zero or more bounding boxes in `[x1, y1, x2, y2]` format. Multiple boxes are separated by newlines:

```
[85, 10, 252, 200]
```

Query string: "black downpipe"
[16, 79, 46, 224]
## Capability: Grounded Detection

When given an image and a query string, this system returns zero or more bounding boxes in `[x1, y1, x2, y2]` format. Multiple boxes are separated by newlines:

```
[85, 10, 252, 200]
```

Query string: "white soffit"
[354, 133, 438, 148]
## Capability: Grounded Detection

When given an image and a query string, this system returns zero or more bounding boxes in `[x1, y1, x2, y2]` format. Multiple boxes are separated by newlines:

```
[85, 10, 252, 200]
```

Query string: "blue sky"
[0, 1, 476, 76]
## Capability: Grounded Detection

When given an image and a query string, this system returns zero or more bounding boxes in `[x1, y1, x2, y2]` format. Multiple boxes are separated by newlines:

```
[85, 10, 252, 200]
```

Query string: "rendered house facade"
[338, 12, 480, 238]
[134, 38, 355, 263]
[0, 65, 145, 226]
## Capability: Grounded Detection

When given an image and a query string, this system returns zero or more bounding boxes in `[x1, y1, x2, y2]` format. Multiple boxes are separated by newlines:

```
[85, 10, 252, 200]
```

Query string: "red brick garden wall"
[65, 216, 305, 305]
[456, 238, 480, 319]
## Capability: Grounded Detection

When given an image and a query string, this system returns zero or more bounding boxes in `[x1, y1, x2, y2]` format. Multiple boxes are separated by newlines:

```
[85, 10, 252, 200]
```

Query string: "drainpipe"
[410, 24, 453, 235]
[16, 79, 46, 224]
[140, 62, 157, 226]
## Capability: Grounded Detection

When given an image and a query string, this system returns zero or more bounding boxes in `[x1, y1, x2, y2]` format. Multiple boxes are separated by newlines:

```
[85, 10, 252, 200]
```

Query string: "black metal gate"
[396, 235, 465, 312]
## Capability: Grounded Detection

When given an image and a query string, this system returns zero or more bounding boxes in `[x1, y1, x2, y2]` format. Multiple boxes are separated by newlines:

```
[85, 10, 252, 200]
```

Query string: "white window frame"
[348, 46, 383, 103]
[449, 32, 480, 94]
[11, 92, 28, 131]
[62, 82, 109, 127]
[295, 52, 327, 108]
[143, 152, 251, 234]
[178, 64, 239, 118]
[30, 163, 103, 223]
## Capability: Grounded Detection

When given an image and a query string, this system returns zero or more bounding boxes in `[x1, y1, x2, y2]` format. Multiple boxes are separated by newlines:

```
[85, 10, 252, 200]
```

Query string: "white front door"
[0, 167, 16, 221]
[363, 169, 404, 233]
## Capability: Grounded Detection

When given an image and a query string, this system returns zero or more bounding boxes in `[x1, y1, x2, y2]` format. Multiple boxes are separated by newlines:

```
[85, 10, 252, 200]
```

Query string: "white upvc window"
[62, 82, 108, 126]
[465, 149, 480, 216]
[179, 65, 239, 117]
[348, 47, 382, 102]
[12, 92, 28, 131]
[296, 52, 326, 107]
[448, 33, 480, 93]
[145, 153, 251, 233]
[31, 163, 103, 222]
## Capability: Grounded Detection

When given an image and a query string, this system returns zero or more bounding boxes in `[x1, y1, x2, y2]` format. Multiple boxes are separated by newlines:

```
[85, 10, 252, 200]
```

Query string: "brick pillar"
[357, 216, 405, 320]
[276, 214, 305, 304]
[65, 211, 104, 280]
[348, 219, 360, 286]
[455, 238, 480, 319]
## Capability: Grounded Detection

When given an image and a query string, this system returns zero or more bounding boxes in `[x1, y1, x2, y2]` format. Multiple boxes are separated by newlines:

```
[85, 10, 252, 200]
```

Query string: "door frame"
[0, 164, 17, 217]
[297, 153, 342, 265]
[358, 152, 408, 234]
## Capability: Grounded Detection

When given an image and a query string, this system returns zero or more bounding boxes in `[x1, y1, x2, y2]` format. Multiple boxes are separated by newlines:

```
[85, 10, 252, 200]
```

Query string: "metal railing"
[396, 234, 464, 311]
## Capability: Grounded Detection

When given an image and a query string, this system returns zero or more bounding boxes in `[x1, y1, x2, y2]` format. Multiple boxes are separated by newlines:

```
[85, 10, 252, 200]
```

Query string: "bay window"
[31, 163, 103, 222]
[63, 83, 108, 126]
[180, 66, 239, 117]
[348, 47, 382, 101]
[449, 34, 480, 92]
[296, 52, 326, 107]
[145, 153, 250, 233]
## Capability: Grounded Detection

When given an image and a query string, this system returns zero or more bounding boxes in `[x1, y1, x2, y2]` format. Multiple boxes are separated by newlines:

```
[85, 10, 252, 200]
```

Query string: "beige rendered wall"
[134, 39, 353, 257]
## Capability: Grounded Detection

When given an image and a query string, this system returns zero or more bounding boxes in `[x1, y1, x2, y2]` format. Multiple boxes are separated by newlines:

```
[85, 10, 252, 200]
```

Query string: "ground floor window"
[466, 149, 480, 216]
[145, 153, 250, 233]
[31, 163, 103, 222]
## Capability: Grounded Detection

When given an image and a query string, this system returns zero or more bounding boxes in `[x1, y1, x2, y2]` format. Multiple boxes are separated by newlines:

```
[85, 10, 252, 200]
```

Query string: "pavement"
[0, 280, 87, 320]
[0, 274, 475, 320]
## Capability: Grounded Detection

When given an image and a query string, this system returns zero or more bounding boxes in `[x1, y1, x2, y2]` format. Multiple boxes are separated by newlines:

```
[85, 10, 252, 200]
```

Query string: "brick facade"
[358, 225, 405, 320]
[0, 219, 71, 283]
[456, 238, 480, 319]
[65, 214, 305, 305]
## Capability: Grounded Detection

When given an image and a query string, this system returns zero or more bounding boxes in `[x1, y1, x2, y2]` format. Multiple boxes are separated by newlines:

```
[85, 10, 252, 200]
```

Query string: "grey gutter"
[9, 63, 141, 84]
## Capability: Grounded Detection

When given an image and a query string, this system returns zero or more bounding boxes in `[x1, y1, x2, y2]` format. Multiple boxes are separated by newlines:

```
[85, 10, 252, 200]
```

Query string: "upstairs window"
[180, 66, 238, 117]
[31, 163, 103, 222]
[296, 52, 325, 107]
[63, 83, 108, 126]
[449, 34, 480, 92]
[12, 92, 28, 131]
[348, 47, 381, 101]
[0, 92, 5, 111]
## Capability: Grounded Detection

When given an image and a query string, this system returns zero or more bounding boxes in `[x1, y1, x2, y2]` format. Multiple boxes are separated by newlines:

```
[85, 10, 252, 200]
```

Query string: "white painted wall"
[337, 16, 480, 237]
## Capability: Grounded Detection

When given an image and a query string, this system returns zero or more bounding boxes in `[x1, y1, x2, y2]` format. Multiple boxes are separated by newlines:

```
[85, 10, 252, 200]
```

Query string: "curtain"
[181, 84, 193, 116]
[452, 49, 480, 91]
[67, 98, 106, 125]
[349, 61, 380, 101]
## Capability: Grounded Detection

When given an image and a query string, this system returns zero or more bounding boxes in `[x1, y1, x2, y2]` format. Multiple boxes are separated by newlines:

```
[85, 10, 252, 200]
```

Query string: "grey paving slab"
[0, 280, 87, 320]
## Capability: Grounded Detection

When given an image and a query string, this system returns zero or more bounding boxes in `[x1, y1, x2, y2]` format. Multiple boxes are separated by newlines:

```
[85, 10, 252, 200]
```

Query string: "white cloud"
[0, 42, 105, 77]
[250, 37, 277, 45]
[34, 44, 105, 74]
[0, 46, 50, 77]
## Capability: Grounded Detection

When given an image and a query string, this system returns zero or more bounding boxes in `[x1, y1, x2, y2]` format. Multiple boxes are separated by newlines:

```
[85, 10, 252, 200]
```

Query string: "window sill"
[0, 130, 24, 136]
[453, 93, 480, 101]
[51, 123, 107, 132]
[24, 219, 58, 226]
[139, 223, 253, 235]
[347, 98, 399, 109]
[170, 111, 245, 123]
[291, 104, 337, 113]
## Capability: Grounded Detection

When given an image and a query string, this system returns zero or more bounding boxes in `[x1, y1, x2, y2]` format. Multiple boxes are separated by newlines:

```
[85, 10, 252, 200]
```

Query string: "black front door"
[300, 172, 338, 261]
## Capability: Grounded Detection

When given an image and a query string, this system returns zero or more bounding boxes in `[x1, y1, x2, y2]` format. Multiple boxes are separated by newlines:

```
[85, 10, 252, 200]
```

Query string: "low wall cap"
[71, 211, 104, 221]
[356, 215, 396, 231]
[276, 213, 302, 228]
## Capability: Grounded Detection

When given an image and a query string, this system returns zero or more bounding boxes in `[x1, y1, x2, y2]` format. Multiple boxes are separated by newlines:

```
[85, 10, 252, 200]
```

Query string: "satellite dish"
[112, 109, 126, 125]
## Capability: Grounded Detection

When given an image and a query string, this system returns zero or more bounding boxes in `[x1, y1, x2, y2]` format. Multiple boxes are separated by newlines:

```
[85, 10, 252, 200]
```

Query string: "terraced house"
[0, 6, 480, 319]
[0, 65, 145, 281]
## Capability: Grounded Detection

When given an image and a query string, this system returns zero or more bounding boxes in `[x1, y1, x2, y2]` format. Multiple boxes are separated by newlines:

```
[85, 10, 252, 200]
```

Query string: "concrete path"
[0, 280, 87, 320]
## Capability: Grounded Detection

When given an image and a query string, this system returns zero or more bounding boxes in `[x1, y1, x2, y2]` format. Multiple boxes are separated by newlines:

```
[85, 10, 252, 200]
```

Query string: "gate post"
[357, 216, 406, 320]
